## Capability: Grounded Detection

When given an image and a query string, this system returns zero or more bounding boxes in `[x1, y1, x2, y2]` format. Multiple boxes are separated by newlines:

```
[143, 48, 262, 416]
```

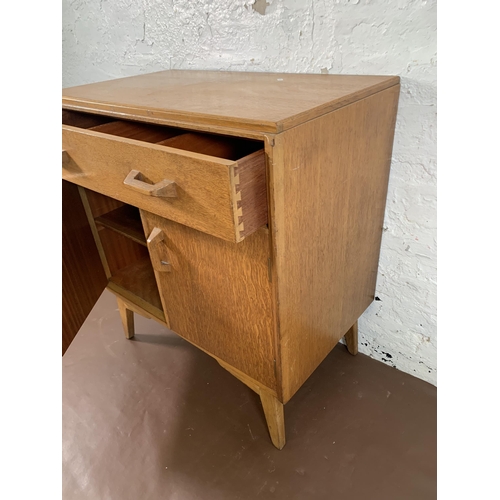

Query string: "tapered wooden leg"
[260, 391, 286, 450]
[216, 358, 286, 449]
[117, 297, 134, 339]
[344, 320, 358, 355]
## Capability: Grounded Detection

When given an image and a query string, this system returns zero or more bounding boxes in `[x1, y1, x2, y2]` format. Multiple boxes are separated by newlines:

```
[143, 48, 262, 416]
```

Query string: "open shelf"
[80, 188, 166, 325]
[95, 205, 147, 247]
[108, 257, 165, 323]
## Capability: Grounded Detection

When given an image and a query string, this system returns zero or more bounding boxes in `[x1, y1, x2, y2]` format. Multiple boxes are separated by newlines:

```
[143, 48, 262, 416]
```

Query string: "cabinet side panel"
[272, 86, 400, 402]
[62, 180, 107, 354]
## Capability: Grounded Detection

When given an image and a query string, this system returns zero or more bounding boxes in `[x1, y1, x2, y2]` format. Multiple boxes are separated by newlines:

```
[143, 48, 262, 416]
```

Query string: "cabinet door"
[141, 211, 277, 391]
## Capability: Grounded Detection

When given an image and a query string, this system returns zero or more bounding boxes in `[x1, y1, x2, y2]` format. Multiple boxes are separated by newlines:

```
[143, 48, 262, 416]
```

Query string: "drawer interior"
[63, 110, 263, 160]
[90, 121, 179, 144]
[156, 132, 261, 160]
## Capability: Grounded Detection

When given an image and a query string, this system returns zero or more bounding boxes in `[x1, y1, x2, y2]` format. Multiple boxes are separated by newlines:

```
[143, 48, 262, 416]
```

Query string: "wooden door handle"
[124, 170, 177, 198]
[147, 227, 171, 272]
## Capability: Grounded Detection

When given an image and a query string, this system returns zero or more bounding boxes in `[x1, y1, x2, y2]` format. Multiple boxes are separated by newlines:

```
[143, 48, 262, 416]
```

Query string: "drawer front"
[62, 125, 267, 242]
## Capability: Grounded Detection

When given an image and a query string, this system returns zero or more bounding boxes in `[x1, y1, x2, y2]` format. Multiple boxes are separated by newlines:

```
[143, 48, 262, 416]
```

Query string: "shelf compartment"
[95, 205, 147, 247]
[108, 257, 165, 323]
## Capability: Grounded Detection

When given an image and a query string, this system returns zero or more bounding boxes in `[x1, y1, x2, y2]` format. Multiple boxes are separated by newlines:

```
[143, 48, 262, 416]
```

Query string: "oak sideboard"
[62, 70, 400, 449]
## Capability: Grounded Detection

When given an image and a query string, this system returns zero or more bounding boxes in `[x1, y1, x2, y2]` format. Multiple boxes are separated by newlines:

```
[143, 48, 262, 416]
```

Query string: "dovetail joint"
[231, 166, 244, 239]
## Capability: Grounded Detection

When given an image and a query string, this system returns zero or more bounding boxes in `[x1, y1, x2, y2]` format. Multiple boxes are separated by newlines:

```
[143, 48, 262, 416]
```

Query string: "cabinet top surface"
[62, 70, 399, 133]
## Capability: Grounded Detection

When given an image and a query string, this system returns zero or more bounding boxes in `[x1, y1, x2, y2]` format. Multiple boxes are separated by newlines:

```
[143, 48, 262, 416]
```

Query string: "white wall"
[63, 0, 437, 385]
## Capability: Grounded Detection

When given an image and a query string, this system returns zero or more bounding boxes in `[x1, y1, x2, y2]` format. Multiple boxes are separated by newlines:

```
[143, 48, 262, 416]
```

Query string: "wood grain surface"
[62, 181, 107, 354]
[62, 109, 111, 129]
[62, 70, 399, 133]
[78, 188, 166, 324]
[157, 131, 261, 160]
[141, 211, 277, 390]
[83, 188, 124, 218]
[90, 120, 180, 143]
[109, 256, 164, 319]
[235, 150, 268, 239]
[117, 296, 135, 339]
[260, 391, 286, 450]
[97, 226, 146, 277]
[270, 85, 400, 403]
[344, 321, 359, 356]
[94, 205, 147, 247]
[216, 358, 278, 398]
[63, 125, 267, 242]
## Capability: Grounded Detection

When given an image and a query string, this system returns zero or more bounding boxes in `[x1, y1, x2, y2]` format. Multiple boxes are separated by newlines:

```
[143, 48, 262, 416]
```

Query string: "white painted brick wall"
[63, 0, 437, 385]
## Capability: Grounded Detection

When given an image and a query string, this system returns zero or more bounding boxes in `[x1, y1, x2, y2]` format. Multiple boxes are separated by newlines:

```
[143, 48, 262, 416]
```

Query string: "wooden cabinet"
[62, 70, 400, 449]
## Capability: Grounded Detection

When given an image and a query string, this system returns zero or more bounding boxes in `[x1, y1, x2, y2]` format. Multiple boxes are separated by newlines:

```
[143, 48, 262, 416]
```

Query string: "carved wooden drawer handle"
[147, 227, 171, 272]
[124, 170, 177, 198]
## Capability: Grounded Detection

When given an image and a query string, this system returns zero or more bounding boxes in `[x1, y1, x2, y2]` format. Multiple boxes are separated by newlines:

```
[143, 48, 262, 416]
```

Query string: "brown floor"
[62, 290, 437, 500]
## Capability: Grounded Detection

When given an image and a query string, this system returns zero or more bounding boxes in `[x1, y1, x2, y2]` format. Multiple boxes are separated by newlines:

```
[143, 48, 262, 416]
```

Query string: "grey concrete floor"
[63, 290, 436, 500]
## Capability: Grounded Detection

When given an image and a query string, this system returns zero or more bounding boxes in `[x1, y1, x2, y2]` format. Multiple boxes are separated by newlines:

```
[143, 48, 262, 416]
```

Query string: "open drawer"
[62, 111, 268, 242]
